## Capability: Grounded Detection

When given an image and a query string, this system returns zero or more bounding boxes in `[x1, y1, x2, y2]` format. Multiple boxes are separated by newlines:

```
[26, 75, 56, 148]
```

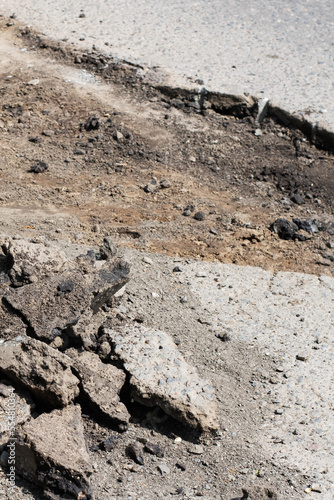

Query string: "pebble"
[209, 228, 217, 234]
[173, 266, 182, 272]
[194, 211, 206, 221]
[142, 256, 153, 265]
[291, 193, 305, 205]
[176, 462, 186, 471]
[158, 464, 170, 475]
[180, 296, 188, 304]
[254, 128, 262, 136]
[188, 444, 204, 455]
[127, 442, 144, 465]
[151, 292, 159, 299]
[30, 161, 48, 173]
[311, 484, 322, 493]
[275, 409, 283, 415]
[195, 271, 207, 278]
[113, 130, 124, 142]
[144, 442, 165, 458]
[296, 354, 308, 361]
[216, 332, 231, 342]
[174, 437, 182, 443]
[144, 182, 157, 193]
[160, 179, 171, 189]
[182, 209, 192, 217]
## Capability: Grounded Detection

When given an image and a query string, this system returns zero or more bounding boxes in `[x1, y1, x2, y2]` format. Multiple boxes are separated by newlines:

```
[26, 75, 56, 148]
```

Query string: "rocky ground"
[0, 16, 333, 500]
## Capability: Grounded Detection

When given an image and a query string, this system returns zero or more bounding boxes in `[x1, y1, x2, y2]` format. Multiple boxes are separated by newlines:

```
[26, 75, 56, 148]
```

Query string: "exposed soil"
[0, 17, 333, 500]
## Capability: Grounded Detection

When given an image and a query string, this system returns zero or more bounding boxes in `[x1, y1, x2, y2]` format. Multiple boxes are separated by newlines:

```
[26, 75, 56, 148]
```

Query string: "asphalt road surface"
[1, 0, 334, 133]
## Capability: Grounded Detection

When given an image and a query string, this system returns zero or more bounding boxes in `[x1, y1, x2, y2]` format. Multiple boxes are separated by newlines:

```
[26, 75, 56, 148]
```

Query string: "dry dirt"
[0, 16, 333, 500]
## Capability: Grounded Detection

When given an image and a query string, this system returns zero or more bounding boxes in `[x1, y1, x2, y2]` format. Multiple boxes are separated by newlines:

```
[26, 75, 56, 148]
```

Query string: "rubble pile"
[0, 236, 217, 499]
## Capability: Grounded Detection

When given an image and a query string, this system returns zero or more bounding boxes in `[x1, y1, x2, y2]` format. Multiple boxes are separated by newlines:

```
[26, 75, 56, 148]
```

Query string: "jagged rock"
[1, 237, 68, 287]
[105, 325, 218, 431]
[0, 337, 79, 408]
[3, 260, 130, 341]
[16, 405, 93, 499]
[66, 349, 130, 427]
[0, 380, 35, 449]
[99, 237, 117, 260]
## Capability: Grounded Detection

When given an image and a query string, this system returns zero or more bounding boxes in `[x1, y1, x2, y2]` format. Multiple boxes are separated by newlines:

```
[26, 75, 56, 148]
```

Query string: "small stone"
[143, 256, 153, 265]
[127, 442, 144, 465]
[188, 444, 204, 455]
[92, 224, 100, 233]
[151, 292, 159, 299]
[182, 209, 192, 217]
[144, 442, 165, 458]
[173, 266, 182, 273]
[42, 130, 55, 137]
[194, 211, 206, 221]
[84, 116, 99, 131]
[27, 79, 40, 86]
[158, 464, 170, 475]
[57, 280, 74, 294]
[144, 182, 157, 193]
[311, 484, 322, 493]
[195, 271, 207, 278]
[275, 409, 283, 415]
[216, 332, 230, 342]
[73, 148, 85, 155]
[296, 354, 308, 361]
[291, 193, 305, 205]
[180, 296, 188, 304]
[209, 228, 217, 234]
[103, 436, 118, 452]
[160, 179, 171, 189]
[304, 487, 312, 493]
[174, 437, 182, 443]
[176, 462, 186, 471]
[30, 161, 48, 173]
[254, 128, 262, 136]
[113, 130, 124, 142]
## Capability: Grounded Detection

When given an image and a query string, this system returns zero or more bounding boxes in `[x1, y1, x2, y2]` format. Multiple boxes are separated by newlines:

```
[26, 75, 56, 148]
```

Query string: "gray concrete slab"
[1, 0, 334, 134]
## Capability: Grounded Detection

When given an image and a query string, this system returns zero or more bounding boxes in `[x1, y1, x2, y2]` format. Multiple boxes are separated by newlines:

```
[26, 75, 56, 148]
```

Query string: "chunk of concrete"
[66, 349, 130, 427]
[16, 405, 93, 499]
[0, 337, 79, 408]
[1, 237, 68, 287]
[105, 325, 218, 431]
[0, 380, 35, 449]
[3, 259, 130, 341]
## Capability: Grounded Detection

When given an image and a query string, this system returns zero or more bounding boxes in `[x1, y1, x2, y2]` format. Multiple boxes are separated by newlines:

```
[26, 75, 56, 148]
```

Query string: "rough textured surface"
[0, 302, 26, 341]
[0, 337, 79, 408]
[3, 260, 130, 341]
[1, 237, 68, 287]
[16, 405, 93, 499]
[67, 349, 130, 427]
[0, 380, 35, 449]
[106, 325, 218, 431]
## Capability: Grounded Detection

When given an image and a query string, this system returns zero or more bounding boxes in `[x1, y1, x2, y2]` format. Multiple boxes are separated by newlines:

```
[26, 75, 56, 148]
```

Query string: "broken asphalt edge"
[11, 17, 334, 153]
